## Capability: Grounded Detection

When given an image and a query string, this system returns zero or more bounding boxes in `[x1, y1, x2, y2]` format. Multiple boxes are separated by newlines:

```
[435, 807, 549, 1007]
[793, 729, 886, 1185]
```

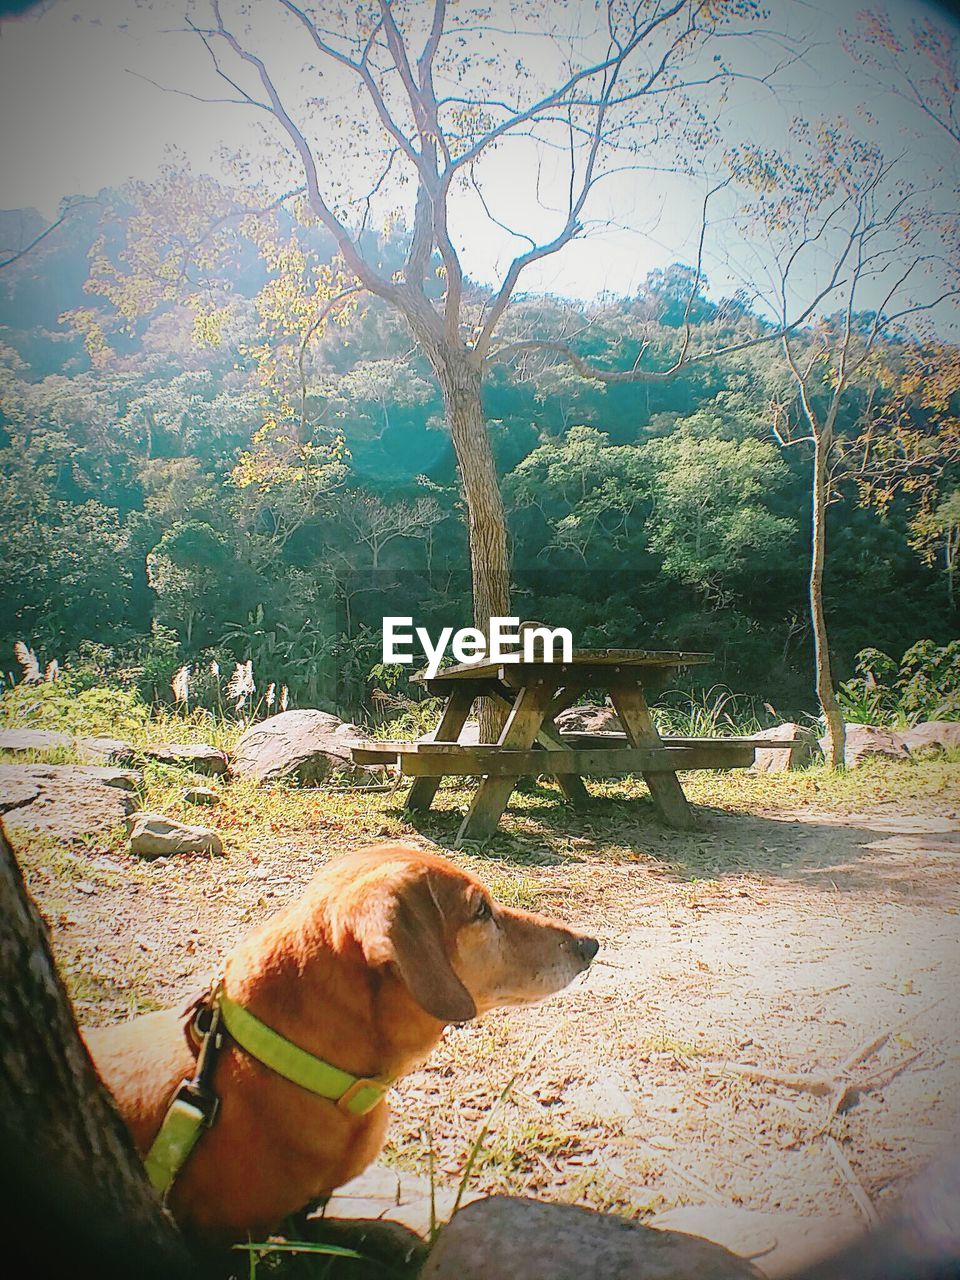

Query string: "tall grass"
[651, 685, 767, 738]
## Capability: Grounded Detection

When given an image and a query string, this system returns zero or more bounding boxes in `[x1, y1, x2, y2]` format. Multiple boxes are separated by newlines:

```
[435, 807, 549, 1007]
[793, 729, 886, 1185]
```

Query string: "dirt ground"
[13, 766, 960, 1263]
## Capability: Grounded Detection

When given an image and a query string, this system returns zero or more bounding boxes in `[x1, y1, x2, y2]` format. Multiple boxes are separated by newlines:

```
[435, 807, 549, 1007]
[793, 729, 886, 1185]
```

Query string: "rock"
[0, 727, 73, 753]
[77, 736, 139, 764]
[555, 702, 621, 734]
[822, 724, 911, 767]
[900, 720, 960, 755]
[128, 812, 222, 858]
[231, 710, 381, 783]
[183, 785, 218, 806]
[0, 728, 139, 765]
[651, 1205, 863, 1278]
[0, 764, 140, 838]
[419, 719, 481, 745]
[751, 723, 820, 773]
[323, 1163, 481, 1237]
[144, 743, 229, 775]
[421, 1196, 761, 1280]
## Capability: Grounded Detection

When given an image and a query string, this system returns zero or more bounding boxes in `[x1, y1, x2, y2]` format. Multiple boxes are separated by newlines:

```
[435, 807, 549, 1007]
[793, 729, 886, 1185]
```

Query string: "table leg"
[457, 682, 555, 845]
[535, 716, 592, 807]
[405, 686, 476, 814]
[608, 682, 700, 831]
[491, 683, 590, 808]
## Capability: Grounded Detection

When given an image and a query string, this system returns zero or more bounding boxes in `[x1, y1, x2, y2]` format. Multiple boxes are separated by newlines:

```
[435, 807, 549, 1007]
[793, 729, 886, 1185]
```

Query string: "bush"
[837, 641, 960, 726]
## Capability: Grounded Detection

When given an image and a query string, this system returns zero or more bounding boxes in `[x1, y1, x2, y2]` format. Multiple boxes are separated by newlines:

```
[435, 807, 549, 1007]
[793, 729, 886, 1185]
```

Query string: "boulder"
[0, 764, 140, 838]
[751, 723, 820, 773]
[183, 785, 218, 806]
[421, 1196, 761, 1280]
[554, 702, 621, 735]
[128, 812, 222, 858]
[822, 724, 911, 767]
[231, 710, 378, 783]
[0, 728, 138, 765]
[144, 743, 229, 775]
[900, 720, 960, 755]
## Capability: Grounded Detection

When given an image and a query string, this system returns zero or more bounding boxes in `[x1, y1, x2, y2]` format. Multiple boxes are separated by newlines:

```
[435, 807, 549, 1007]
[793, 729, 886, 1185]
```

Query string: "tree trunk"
[0, 821, 198, 1279]
[434, 350, 511, 741]
[810, 433, 846, 769]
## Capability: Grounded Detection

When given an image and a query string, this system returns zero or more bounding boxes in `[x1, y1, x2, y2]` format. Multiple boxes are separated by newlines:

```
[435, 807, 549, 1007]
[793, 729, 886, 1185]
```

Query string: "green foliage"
[837, 641, 960, 724]
[0, 185, 956, 723]
[0, 675, 150, 737]
[652, 685, 767, 737]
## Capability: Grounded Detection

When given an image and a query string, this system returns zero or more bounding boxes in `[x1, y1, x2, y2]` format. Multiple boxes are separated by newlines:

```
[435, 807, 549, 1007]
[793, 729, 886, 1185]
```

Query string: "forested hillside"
[0, 183, 956, 722]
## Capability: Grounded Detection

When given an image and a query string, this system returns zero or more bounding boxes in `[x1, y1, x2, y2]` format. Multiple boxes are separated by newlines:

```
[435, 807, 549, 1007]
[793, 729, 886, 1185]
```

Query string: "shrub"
[837, 641, 960, 726]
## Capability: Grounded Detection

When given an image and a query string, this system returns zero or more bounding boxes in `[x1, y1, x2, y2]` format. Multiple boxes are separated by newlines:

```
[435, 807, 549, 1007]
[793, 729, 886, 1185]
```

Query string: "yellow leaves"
[191, 303, 230, 349]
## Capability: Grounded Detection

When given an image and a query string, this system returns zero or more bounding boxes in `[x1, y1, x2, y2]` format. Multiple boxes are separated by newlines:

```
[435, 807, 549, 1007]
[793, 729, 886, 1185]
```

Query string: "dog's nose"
[576, 935, 599, 963]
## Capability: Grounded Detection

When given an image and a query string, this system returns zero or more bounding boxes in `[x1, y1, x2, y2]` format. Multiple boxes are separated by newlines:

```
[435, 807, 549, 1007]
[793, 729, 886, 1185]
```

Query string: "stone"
[554, 702, 621, 734]
[183, 785, 218, 805]
[128, 812, 222, 858]
[900, 720, 960, 755]
[0, 727, 72, 753]
[751, 723, 820, 772]
[650, 1205, 863, 1279]
[323, 1163, 481, 1238]
[421, 1196, 762, 1280]
[144, 743, 229, 775]
[0, 764, 140, 838]
[419, 719, 481, 745]
[230, 710, 381, 784]
[822, 724, 911, 767]
[77, 736, 139, 764]
[0, 728, 138, 765]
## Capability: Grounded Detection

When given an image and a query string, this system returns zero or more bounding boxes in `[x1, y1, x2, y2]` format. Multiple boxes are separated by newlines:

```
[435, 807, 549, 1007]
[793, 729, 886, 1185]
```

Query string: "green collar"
[218, 990, 390, 1117]
[144, 985, 389, 1198]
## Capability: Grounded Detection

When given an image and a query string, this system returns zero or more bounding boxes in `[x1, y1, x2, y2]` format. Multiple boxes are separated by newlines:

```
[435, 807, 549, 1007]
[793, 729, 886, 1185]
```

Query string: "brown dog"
[84, 843, 598, 1240]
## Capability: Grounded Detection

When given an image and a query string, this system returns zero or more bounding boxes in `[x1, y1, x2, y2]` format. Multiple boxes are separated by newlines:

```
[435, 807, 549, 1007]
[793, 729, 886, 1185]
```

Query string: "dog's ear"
[359, 872, 476, 1024]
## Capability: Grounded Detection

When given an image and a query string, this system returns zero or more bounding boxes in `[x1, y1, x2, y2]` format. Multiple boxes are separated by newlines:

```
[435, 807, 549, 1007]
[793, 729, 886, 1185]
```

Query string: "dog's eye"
[474, 898, 492, 922]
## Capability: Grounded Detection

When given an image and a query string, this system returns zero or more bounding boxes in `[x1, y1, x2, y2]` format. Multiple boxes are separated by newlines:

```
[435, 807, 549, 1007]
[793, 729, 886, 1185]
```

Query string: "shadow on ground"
[393, 776, 959, 904]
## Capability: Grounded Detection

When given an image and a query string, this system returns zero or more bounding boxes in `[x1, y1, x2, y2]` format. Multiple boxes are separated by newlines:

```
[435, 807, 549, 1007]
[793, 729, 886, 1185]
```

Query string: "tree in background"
[160, 0, 808, 662]
[731, 126, 958, 765]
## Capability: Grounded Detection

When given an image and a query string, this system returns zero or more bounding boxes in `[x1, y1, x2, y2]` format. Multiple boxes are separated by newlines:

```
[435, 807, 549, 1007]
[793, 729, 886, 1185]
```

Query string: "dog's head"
[326, 844, 598, 1024]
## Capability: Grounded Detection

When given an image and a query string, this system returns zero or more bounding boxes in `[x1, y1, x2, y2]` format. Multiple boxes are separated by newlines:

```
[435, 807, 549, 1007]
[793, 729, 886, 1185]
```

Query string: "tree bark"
[810, 432, 846, 769]
[0, 821, 198, 1279]
[433, 348, 511, 741]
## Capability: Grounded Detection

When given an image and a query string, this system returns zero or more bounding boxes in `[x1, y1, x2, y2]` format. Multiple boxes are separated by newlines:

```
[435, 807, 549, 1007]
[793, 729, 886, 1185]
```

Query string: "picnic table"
[353, 649, 771, 846]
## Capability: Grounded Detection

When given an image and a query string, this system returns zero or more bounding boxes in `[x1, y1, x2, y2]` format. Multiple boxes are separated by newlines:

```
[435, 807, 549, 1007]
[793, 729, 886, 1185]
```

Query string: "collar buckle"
[336, 1076, 386, 1116]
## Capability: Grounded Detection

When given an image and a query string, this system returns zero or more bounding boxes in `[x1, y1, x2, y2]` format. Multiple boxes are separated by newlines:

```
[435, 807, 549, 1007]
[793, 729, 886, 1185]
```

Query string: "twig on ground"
[825, 1135, 880, 1226]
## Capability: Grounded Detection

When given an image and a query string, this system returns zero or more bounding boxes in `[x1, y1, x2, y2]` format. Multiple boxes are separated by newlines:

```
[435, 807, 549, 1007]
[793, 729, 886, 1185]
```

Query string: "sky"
[0, 0, 957, 314]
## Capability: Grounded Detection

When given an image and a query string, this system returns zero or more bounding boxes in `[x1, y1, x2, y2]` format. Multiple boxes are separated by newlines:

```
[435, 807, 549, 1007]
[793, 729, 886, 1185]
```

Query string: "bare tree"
[739, 138, 957, 766]
[171, 0, 803, 670]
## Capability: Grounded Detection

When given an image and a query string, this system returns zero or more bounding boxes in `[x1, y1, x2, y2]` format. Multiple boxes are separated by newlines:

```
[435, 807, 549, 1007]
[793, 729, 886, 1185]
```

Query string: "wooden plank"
[414, 648, 714, 682]
[609, 683, 700, 832]
[351, 745, 401, 764]
[456, 682, 555, 845]
[496, 664, 677, 691]
[405, 685, 475, 814]
[399, 745, 754, 777]
[558, 732, 800, 750]
[534, 716, 592, 807]
[490, 684, 590, 808]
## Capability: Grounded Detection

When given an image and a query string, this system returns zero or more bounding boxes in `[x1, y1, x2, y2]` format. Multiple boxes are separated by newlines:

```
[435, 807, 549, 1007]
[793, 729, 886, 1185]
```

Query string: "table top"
[414, 648, 713, 683]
